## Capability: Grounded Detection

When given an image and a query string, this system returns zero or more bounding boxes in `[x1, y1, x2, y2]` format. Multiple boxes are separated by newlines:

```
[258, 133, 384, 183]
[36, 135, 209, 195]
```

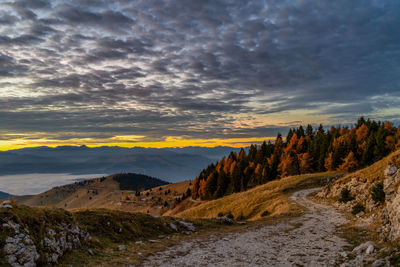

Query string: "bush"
[371, 182, 385, 203]
[352, 203, 365, 215]
[226, 211, 234, 219]
[261, 210, 270, 217]
[338, 187, 354, 203]
[217, 212, 224, 217]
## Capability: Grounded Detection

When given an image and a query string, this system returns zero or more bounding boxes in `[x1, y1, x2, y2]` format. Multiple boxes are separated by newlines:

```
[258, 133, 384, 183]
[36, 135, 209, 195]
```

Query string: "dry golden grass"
[15, 177, 192, 216]
[176, 171, 344, 221]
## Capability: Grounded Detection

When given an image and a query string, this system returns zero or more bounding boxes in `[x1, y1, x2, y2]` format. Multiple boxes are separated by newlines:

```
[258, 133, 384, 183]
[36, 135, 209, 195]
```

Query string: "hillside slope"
[15, 174, 193, 216]
[1, 200, 229, 266]
[318, 149, 400, 241]
[175, 171, 344, 221]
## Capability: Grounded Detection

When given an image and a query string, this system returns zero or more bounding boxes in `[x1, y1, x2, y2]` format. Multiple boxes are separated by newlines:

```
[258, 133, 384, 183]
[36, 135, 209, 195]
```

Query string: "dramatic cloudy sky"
[0, 0, 399, 149]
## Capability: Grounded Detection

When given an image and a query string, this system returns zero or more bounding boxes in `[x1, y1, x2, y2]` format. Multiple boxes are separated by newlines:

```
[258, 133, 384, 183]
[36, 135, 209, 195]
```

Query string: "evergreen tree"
[215, 170, 229, 198]
[297, 125, 305, 137]
[361, 134, 376, 166]
[306, 124, 313, 137]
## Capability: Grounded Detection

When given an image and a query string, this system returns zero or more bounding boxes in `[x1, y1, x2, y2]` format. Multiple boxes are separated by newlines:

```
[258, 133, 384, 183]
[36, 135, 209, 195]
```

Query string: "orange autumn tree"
[339, 151, 359, 172]
[324, 152, 335, 171]
[298, 152, 313, 174]
[279, 133, 300, 177]
[191, 118, 399, 201]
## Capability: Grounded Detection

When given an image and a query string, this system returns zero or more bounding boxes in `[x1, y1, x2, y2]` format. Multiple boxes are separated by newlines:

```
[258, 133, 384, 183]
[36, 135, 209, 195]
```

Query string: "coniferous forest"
[192, 118, 400, 200]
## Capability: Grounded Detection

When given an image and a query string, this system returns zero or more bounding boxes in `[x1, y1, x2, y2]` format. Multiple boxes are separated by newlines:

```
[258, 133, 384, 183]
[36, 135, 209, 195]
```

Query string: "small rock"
[151, 214, 160, 219]
[149, 240, 158, 243]
[237, 221, 247, 225]
[1, 204, 13, 209]
[117, 245, 126, 251]
[352, 241, 374, 255]
[365, 244, 374, 255]
[357, 211, 365, 217]
[2, 200, 11, 204]
[178, 221, 195, 231]
[372, 259, 386, 267]
[88, 249, 94, 256]
[135, 241, 144, 245]
[339, 251, 348, 258]
[169, 223, 178, 232]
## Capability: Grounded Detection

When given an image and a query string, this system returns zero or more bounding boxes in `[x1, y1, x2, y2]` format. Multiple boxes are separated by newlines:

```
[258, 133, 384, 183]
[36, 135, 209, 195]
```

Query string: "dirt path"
[142, 188, 351, 267]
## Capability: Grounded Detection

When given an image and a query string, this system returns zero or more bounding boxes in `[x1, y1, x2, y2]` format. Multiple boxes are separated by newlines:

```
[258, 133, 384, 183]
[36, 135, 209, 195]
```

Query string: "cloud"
[0, 0, 399, 144]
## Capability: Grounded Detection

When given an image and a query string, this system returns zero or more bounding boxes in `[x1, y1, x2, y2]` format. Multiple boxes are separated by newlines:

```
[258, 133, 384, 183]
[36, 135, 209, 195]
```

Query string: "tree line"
[192, 118, 400, 200]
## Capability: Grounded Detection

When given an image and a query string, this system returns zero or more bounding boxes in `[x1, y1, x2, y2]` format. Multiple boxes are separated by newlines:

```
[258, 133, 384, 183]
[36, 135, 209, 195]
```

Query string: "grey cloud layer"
[0, 0, 399, 140]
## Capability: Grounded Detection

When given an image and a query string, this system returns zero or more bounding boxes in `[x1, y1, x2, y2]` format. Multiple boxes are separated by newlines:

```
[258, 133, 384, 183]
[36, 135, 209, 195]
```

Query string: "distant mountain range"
[0, 146, 243, 182]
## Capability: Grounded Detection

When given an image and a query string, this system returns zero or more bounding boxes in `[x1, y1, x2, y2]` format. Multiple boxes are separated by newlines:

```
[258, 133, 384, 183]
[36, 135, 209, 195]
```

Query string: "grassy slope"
[16, 177, 192, 216]
[0, 202, 75, 266]
[176, 171, 344, 221]
[0, 201, 234, 266]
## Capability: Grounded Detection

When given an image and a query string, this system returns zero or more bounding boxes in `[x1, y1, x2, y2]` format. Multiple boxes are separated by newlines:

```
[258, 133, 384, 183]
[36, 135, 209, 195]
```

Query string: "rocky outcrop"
[3, 225, 39, 267]
[319, 154, 400, 241]
[41, 223, 90, 264]
[1, 203, 90, 267]
[382, 164, 400, 240]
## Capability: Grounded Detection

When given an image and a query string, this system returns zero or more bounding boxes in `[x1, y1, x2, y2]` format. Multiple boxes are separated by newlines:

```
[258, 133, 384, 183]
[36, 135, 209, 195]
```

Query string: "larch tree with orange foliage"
[298, 152, 313, 174]
[339, 151, 359, 172]
[324, 152, 335, 171]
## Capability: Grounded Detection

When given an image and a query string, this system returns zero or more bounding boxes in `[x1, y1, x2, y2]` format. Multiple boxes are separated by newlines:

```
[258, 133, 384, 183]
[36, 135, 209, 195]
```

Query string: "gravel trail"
[142, 188, 351, 266]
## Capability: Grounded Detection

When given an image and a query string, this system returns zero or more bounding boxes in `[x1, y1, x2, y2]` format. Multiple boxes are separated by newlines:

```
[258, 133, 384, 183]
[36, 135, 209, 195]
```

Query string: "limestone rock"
[371, 259, 387, 267]
[3, 219, 90, 266]
[169, 223, 178, 232]
[352, 241, 374, 255]
[178, 221, 196, 231]
[384, 164, 398, 176]
[365, 244, 374, 255]
[117, 245, 126, 251]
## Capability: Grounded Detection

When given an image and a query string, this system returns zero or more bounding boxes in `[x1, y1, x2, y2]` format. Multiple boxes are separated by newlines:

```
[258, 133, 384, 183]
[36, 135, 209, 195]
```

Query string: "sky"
[0, 0, 400, 150]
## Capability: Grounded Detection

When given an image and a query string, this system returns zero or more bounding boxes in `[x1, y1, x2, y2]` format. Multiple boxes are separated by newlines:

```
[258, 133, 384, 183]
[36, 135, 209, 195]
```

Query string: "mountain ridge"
[0, 146, 243, 182]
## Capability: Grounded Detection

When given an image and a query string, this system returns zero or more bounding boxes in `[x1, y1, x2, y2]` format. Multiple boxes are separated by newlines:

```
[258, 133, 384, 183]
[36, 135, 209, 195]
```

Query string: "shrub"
[338, 187, 354, 203]
[370, 182, 385, 203]
[351, 203, 365, 215]
[226, 211, 234, 219]
[217, 212, 224, 217]
[261, 210, 270, 217]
